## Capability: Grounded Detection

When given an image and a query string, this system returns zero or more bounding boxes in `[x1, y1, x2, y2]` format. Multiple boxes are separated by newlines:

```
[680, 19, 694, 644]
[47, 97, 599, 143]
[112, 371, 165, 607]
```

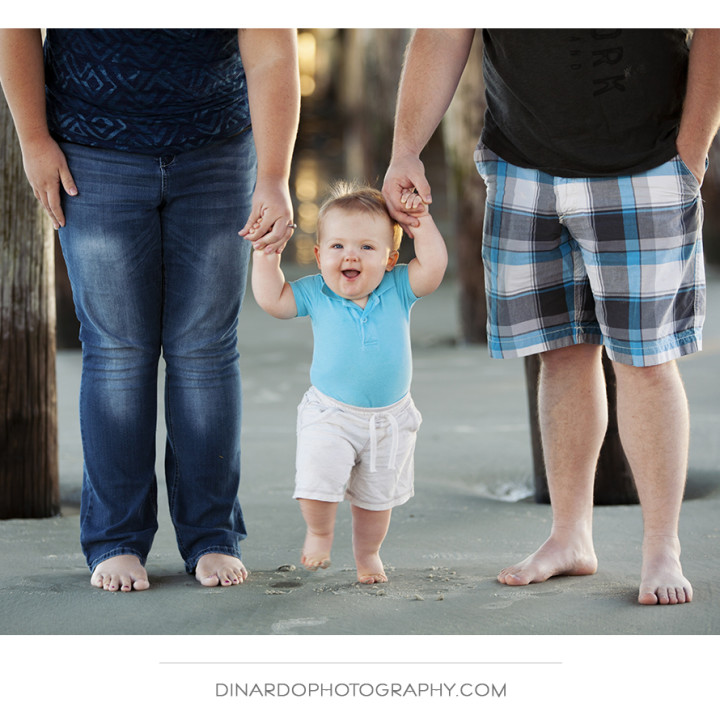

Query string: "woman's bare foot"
[355, 551, 388, 584]
[195, 553, 248, 587]
[90, 555, 150, 592]
[301, 529, 332, 571]
[497, 534, 598, 586]
[638, 536, 692, 605]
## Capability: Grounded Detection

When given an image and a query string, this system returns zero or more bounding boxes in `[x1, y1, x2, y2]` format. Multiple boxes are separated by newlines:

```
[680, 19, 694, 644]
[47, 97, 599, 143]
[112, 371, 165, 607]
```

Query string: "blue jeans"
[58, 131, 256, 573]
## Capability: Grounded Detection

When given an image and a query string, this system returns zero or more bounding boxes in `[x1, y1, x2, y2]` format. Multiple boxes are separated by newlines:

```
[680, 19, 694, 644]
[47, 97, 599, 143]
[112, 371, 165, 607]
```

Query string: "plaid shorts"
[474, 143, 706, 366]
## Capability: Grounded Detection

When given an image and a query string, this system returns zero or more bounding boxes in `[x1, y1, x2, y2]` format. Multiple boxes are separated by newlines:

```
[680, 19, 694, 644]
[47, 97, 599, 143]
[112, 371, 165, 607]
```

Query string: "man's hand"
[382, 153, 432, 234]
[675, 28, 720, 186]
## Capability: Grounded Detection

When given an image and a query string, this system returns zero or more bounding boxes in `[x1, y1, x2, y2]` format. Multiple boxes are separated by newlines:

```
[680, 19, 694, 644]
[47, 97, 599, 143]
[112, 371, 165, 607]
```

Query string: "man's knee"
[611, 358, 680, 389]
[539, 343, 603, 373]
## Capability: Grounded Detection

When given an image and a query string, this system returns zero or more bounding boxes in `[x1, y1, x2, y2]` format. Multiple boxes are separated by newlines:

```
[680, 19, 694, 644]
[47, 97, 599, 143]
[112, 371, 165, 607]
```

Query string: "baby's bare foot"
[301, 530, 332, 571]
[497, 535, 597, 586]
[91, 555, 150, 592]
[356, 552, 388, 584]
[301, 554, 331, 571]
[638, 536, 692, 605]
[195, 553, 248, 587]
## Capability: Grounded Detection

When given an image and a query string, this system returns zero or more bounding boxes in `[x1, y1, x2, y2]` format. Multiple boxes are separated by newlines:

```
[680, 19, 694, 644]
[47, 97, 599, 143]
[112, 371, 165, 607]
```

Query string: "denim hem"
[88, 548, 146, 573]
[185, 546, 243, 575]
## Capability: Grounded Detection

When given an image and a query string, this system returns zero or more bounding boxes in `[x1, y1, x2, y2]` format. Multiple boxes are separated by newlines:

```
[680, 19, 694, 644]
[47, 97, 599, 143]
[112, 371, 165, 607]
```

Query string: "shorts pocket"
[474, 140, 504, 185]
[405, 401, 423, 432]
[296, 393, 339, 434]
[675, 153, 704, 193]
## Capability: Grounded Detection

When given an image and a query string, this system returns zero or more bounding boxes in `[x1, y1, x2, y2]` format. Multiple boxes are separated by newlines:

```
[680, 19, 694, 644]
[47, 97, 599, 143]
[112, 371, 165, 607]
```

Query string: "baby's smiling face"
[314, 208, 399, 308]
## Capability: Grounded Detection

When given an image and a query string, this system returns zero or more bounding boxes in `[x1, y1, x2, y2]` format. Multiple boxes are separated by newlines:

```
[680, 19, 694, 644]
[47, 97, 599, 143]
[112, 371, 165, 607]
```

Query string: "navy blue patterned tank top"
[44, 29, 250, 155]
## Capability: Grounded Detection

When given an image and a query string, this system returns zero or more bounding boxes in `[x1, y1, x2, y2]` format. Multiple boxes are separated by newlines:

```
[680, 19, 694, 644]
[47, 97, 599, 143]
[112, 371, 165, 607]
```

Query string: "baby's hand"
[400, 189, 430, 217]
[242, 212, 285, 253]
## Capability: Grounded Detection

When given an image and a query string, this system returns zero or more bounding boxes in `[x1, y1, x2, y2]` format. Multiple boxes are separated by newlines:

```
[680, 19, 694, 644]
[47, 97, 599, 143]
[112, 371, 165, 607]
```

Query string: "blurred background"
[55, 28, 720, 349]
[4, 29, 719, 520]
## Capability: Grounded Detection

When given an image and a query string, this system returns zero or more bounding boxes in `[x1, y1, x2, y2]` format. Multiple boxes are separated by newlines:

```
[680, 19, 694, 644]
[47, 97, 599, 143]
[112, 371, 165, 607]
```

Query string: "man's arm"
[237, 29, 300, 254]
[250, 250, 298, 319]
[382, 29, 475, 228]
[676, 28, 720, 184]
[0, 29, 77, 229]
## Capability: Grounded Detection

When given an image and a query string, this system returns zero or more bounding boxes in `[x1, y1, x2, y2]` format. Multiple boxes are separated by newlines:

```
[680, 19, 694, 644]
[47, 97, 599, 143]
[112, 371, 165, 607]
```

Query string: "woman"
[0, 29, 300, 591]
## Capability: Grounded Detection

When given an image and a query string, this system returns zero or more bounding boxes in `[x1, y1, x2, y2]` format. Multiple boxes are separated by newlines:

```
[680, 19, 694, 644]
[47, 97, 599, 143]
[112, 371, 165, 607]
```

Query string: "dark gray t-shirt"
[480, 29, 690, 177]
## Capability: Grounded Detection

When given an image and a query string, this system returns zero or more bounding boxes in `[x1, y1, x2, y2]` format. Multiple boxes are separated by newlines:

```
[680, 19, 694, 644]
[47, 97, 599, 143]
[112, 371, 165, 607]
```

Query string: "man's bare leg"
[352, 505, 392, 584]
[91, 554, 150, 592]
[498, 344, 605, 586]
[298, 498, 338, 570]
[195, 553, 248, 587]
[613, 360, 693, 605]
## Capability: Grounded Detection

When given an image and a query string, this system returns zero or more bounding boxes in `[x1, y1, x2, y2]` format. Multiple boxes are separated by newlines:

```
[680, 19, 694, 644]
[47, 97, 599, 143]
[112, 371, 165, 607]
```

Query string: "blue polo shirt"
[291, 265, 418, 408]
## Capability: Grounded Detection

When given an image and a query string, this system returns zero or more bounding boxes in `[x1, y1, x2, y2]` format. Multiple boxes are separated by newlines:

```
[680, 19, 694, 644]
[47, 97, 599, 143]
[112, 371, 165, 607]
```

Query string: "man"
[383, 29, 720, 605]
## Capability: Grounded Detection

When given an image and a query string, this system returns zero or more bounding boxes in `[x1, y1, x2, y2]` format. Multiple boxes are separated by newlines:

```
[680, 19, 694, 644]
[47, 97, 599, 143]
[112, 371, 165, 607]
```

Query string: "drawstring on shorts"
[368, 412, 400, 472]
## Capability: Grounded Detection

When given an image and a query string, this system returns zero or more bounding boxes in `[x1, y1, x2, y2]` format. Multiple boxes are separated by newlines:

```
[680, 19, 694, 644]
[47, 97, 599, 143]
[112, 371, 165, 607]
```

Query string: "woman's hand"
[238, 177, 295, 254]
[22, 134, 77, 229]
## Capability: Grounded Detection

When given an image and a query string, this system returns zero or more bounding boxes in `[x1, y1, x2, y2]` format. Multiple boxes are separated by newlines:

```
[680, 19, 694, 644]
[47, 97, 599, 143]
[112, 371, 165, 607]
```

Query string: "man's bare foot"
[195, 553, 248, 587]
[638, 536, 692, 605]
[91, 555, 150, 592]
[301, 530, 332, 571]
[497, 535, 598, 586]
[355, 551, 388, 584]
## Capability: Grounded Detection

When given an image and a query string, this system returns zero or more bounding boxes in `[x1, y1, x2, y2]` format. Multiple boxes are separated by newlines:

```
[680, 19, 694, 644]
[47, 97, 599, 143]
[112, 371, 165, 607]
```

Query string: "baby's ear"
[386, 250, 400, 271]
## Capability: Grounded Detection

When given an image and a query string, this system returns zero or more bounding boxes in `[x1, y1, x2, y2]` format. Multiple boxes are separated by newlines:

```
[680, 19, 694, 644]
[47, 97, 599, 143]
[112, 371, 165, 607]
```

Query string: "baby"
[249, 183, 447, 583]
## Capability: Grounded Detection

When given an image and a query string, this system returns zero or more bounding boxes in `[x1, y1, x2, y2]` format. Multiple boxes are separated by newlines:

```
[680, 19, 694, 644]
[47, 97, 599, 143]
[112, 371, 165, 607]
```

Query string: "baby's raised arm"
[403, 194, 448, 298]
[250, 249, 298, 319]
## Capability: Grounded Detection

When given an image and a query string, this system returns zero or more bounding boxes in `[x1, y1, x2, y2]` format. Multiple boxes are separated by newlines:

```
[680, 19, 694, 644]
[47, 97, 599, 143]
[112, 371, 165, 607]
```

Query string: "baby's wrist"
[252, 246, 283, 261]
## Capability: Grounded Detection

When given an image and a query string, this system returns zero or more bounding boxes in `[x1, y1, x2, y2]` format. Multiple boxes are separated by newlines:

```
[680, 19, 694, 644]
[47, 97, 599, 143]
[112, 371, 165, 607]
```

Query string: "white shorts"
[294, 386, 422, 511]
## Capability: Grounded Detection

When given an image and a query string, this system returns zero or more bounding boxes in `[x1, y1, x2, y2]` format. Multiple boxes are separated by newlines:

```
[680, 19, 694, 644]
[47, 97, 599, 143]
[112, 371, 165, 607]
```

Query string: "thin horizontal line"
[159, 661, 562, 666]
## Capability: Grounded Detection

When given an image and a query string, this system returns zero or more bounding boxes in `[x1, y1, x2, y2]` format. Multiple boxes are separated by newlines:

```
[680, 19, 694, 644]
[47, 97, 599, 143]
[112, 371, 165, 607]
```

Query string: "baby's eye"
[331, 243, 343, 249]
[361, 244, 375, 251]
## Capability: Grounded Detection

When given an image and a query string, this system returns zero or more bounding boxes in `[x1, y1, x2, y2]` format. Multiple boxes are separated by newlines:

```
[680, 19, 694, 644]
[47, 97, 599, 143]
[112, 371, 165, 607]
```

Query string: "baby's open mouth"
[342, 269, 360, 279]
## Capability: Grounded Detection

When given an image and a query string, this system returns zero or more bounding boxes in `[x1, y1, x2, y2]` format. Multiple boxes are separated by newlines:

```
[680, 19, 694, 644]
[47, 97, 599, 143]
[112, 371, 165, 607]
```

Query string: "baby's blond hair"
[317, 182, 403, 251]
